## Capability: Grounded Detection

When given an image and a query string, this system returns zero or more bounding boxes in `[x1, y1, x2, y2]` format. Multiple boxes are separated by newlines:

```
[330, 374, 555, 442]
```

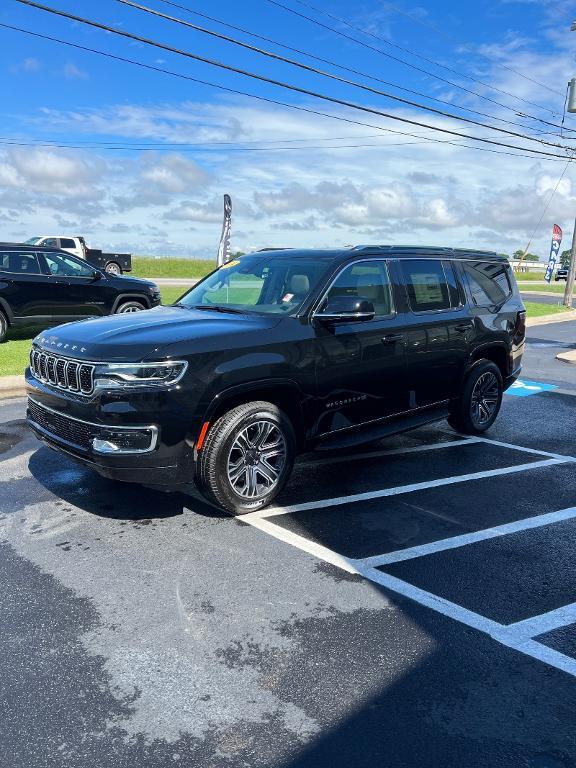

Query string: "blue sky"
[1, 0, 575, 258]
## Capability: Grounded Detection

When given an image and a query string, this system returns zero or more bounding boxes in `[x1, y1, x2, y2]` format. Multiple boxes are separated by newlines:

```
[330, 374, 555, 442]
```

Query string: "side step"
[314, 406, 451, 452]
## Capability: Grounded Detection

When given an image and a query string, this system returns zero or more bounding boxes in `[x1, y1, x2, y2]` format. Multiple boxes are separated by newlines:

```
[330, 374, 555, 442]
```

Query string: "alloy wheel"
[226, 420, 287, 499]
[471, 371, 500, 426]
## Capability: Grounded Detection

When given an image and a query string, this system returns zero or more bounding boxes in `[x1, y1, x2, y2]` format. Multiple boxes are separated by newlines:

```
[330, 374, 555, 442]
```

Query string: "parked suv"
[25, 246, 525, 514]
[0, 243, 161, 342]
[555, 267, 568, 281]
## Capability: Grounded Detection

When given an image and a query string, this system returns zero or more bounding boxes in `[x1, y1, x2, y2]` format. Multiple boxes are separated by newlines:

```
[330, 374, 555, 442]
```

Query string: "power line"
[0, 22, 569, 165]
[121, 0, 573, 149]
[150, 0, 568, 137]
[265, 0, 568, 119]
[376, 0, 567, 97]
[13, 0, 575, 160]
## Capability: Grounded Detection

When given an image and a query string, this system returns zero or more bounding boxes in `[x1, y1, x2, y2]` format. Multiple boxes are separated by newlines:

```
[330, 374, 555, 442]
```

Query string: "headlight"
[93, 361, 188, 390]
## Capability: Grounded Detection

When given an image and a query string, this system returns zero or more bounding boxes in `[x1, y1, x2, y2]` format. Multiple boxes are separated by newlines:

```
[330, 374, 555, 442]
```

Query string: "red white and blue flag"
[544, 224, 563, 283]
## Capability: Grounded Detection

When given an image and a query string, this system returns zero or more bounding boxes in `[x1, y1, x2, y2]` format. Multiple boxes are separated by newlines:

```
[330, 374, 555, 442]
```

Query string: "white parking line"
[243, 435, 576, 677]
[361, 506, 576, 568]
[477, 436, 576, 462]
[504, 601, 576, 640]
[257, 457, 571, 518]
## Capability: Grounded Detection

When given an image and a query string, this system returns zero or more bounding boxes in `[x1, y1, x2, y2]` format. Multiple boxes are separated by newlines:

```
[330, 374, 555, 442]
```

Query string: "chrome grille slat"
[29, 349, 95, 396]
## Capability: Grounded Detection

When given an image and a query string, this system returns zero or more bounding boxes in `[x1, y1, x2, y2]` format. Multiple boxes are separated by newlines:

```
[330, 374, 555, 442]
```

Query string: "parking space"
[2, 382, 576, 766]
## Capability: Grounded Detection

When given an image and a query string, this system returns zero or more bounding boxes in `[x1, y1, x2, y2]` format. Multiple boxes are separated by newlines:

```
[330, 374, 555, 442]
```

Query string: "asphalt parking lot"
[1, 362, 576, 767]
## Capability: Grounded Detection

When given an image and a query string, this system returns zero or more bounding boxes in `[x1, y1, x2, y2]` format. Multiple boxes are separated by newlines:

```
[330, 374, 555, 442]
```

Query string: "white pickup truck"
[23, 236, 132, 275]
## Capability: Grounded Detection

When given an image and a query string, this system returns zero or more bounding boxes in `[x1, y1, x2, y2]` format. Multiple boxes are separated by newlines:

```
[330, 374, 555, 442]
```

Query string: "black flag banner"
[217, 194, 232, 266]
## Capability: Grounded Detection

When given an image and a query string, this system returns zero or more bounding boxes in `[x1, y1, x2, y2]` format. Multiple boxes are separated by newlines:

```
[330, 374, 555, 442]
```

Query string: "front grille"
[28, 399, 97, 451]
[30, 349, 95, 395]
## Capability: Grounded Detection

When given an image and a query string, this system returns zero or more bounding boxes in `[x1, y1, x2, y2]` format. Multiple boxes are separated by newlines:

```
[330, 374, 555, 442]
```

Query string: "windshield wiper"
[190, 304, 245, 315]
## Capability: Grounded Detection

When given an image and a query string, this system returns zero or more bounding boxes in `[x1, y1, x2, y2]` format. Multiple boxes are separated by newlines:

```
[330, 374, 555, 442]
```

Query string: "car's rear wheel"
[448, 360, 503, 434]
[0, 311, 7, 343]
[105, 262, 122, 275]
[116, 300, 146, 314]
[195, 401, 296, 515]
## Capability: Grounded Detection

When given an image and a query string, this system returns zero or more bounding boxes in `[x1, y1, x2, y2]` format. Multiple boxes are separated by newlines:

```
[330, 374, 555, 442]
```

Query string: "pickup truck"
[23, 236, 132, 275]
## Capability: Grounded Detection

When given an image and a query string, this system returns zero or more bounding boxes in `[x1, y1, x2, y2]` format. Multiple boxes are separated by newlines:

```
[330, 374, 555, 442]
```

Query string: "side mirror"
[92, 270, 102, 281]
[315, 295, 375, 324]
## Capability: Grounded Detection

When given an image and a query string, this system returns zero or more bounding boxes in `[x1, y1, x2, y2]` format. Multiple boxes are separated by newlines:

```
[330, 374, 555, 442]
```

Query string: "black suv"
[25, 246, 525, 514]
[0, 243, 160, 341]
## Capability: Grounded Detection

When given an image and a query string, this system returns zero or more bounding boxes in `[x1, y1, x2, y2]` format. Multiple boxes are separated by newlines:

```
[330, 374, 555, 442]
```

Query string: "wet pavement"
[1, 371, 576, 767]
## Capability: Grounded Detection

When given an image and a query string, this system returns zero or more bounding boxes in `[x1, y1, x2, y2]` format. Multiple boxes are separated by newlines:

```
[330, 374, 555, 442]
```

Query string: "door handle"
[382, 333, 405, 344]
[455, 323, 473, 333]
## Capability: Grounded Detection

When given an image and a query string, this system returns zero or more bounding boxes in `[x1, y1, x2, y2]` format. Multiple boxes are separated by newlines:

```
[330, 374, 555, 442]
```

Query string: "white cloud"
[10, 58, 41, 74]
[63, 63, 89, 80]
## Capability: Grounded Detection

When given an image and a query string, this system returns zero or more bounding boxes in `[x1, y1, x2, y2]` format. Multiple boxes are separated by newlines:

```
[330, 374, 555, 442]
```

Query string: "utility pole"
[564, 22, 576, 307]
[564, 225, 576, 308]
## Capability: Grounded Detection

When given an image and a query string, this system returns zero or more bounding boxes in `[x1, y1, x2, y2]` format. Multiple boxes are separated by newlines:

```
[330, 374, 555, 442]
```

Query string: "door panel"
[39, 251, 108, 318]
[0, 251, 56, 320]
[313, 260, 408, 436]
[399, 259, 469, 406]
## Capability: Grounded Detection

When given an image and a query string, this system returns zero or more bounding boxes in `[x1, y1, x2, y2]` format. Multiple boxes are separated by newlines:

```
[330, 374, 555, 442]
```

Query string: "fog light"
[92, 438, 122, 454]
[92, 426, 157, 454]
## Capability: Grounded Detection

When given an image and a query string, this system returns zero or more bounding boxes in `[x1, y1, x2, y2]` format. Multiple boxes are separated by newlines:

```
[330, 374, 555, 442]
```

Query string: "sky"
[1, 0, 575, 260]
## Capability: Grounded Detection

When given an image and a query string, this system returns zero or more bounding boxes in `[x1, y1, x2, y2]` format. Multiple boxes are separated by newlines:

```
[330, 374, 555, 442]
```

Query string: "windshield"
[177, 254, 334, 315]
[23, 237, 41, 245]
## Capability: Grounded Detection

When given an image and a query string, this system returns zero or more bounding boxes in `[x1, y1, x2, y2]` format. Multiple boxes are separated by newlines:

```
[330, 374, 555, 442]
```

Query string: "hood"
[33, 306, 282, 362]
[106, 274, 158, 290]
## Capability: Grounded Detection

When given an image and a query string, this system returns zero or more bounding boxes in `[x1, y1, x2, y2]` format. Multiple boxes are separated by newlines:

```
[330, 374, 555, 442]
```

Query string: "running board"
[314, 406, 451, 452]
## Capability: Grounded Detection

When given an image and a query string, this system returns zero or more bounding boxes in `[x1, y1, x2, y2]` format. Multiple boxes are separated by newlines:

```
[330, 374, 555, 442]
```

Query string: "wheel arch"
[0, 297, 13, 325]
[468, 343, 509, 380]
[201, 379, 307, 451]
[111, 293, 151, 313]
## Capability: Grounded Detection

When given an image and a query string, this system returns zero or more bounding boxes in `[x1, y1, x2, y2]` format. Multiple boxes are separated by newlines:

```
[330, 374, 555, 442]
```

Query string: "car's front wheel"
[0, 312, 7, 343]
[448, 360, 503, 434]
[195, 401, 296, 514]
[116, 300, 146, 314]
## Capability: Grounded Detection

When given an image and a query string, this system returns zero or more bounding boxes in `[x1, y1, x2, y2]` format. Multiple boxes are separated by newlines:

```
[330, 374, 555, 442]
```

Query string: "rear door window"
[0, 251, 42, 274]
[462, 261, 511, 307]
[60, 238, 76, 249]
[400, 259, 451, 312]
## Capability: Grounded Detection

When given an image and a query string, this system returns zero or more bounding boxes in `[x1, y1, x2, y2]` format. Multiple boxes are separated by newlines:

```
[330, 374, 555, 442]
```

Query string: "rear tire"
[195, 401, 296, 515]
[115, 300, 146, 314]
[448, 360, 503, 435]
[105, 262, 122, 275]
[0, 311, 7, 343]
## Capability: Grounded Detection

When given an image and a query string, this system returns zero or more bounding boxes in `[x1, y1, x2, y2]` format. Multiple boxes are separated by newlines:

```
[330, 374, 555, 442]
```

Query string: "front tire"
[0, 311, 7, 343]
[195, 401, 296, 515]
[448, 360, 503, 435]
[116, 300, 146, 314]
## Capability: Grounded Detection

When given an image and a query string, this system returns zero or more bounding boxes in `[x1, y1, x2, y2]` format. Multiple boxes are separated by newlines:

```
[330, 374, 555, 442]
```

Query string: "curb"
[0, 375, 26, 400]
[526, 310, 576, 327]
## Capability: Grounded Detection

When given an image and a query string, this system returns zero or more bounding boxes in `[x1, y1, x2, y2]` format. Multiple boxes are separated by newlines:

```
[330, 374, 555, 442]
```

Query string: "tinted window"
[179, 255, 332, 314]
[41, 238, 58, 248]
[462, 261, 511, 307]
[401, 259, 451, 312]
[60, 238, 76, 249]
[0, 251, 42, 274]
[323, 261, 393, 316]
[43, 251, 94, 278]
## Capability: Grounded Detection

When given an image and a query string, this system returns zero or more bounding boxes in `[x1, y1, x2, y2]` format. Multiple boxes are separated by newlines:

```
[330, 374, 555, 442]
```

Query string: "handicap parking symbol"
[506, 379, 558, 397]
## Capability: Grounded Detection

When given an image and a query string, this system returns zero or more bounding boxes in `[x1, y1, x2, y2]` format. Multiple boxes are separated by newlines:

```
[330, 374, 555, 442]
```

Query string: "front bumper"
[25, 371, 196, 486]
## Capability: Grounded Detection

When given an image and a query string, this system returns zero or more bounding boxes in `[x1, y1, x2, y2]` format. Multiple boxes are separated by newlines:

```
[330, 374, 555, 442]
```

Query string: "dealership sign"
[544, 223, 563, 283]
